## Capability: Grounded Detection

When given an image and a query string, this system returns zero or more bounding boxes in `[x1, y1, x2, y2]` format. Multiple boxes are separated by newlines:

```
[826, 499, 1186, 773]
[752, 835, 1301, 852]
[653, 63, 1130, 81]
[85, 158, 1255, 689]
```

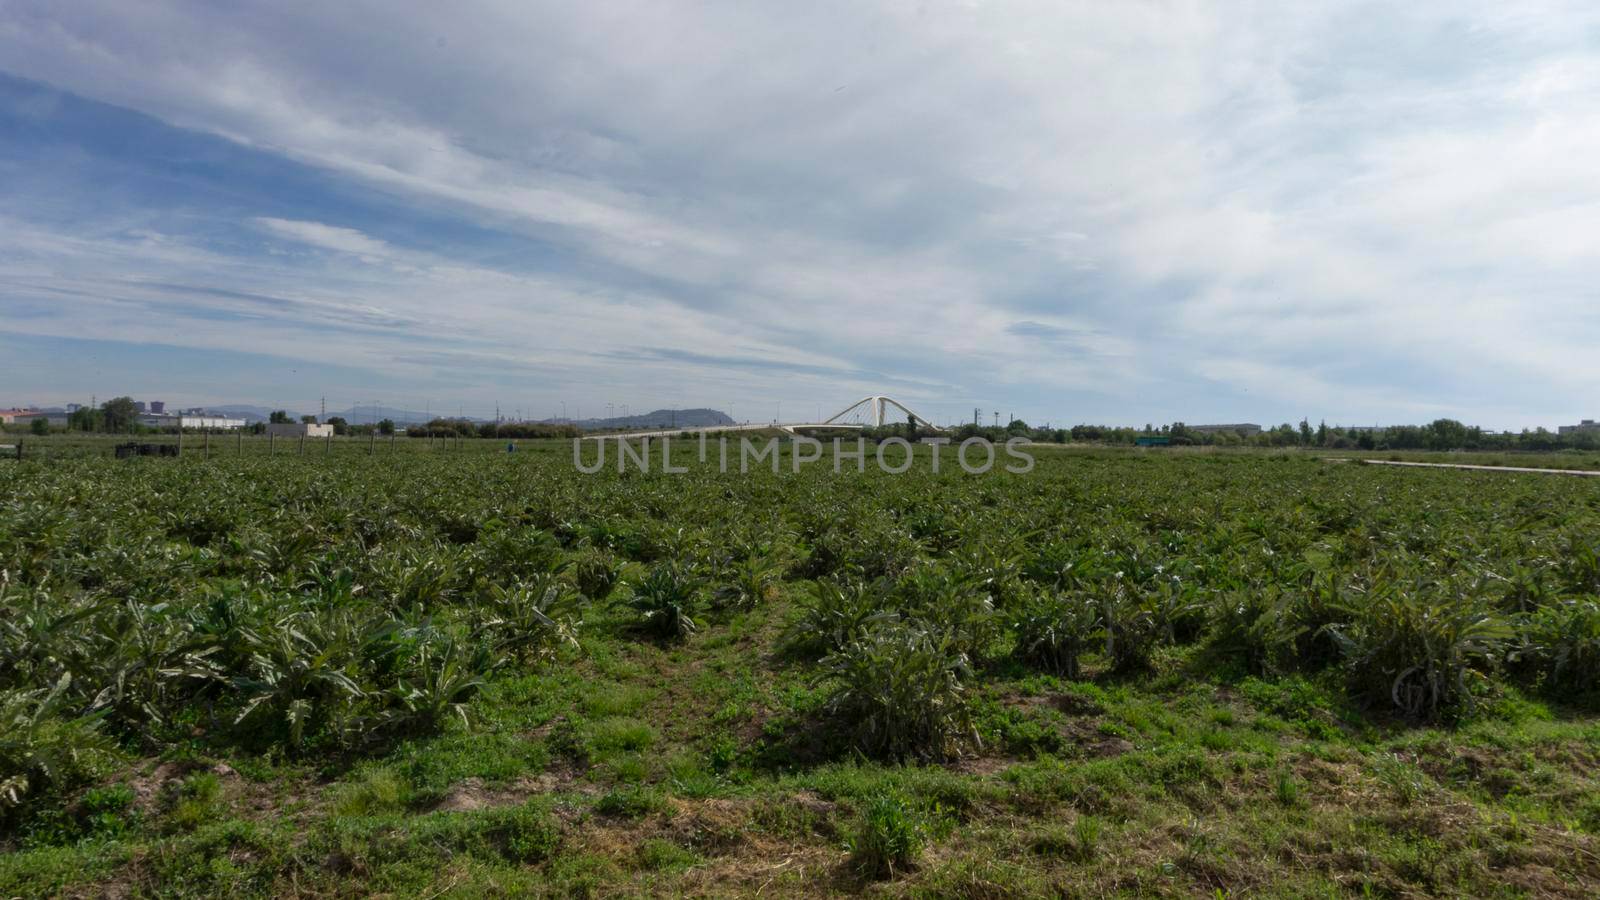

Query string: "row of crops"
[3, 444, 1599, 829]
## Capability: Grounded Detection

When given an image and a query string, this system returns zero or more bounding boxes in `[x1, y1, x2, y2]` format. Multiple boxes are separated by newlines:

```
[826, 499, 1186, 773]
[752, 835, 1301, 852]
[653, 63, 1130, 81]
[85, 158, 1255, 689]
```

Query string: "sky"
[2, 1, 1598, 429]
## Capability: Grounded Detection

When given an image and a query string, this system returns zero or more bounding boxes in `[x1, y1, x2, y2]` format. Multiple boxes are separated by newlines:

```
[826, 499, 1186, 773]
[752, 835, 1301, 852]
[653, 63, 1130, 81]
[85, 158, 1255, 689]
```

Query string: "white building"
[265, 422, 334, 438]
[138, 414, 246, 430]
[9, 411, 68, 428]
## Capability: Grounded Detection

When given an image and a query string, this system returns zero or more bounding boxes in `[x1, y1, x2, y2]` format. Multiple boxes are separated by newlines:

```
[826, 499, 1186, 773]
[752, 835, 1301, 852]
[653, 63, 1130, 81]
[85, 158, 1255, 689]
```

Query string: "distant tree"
[29, 416, 50, 436]
[1316, 420, 1328, 447]
[269, 410, 291, 424]
[68, 407, 97, 431]
[378, 418, 395, 435]
[1298, 419, 1313, 446]
[326, 416, 349, 436]
[906, 413, 917, 441]
[1428, 418, 1468, 451]
[101, 397, 138, 432]
[300, 414, 318, 424]
[1006, 418, 1030, 435]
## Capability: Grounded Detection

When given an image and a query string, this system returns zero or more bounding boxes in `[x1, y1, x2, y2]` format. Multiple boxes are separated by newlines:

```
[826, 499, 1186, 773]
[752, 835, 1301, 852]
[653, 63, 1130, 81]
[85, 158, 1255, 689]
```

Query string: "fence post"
[299, 434, 306, 456]
[237, 428, 243, 455]
[177, 427, 183, 457]
[326, 432, 333, 455]
[269, 432, 275, 456]
[204, 429, 210, 460]
[16, 440, 22, 461]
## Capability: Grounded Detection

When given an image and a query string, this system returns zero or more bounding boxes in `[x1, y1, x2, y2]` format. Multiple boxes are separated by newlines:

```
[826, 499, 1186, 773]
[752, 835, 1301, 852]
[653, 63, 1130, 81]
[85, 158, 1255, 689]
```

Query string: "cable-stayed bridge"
[585, 395, 942, 440]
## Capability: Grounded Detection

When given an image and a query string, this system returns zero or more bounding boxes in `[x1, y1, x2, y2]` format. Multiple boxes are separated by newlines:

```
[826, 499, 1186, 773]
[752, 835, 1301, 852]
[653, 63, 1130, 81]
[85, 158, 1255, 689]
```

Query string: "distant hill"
[547, 408, 735, 430]
[183, 405, 729, 429]
[204, 405, 304, 423]
[325, 405, 449, 426]
[199, 404, 460, 425]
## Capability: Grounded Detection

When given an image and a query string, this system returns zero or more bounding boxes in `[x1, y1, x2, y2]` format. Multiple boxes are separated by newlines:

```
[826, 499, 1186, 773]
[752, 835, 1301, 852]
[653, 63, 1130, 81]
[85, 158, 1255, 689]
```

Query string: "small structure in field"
[266, 422, 334, 438]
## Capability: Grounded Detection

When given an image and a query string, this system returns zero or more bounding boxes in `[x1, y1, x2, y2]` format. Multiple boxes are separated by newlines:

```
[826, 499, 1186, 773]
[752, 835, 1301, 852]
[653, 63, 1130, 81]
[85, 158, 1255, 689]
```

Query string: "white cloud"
[253, 217, 392, 259]
[3, 1, 1600, 426]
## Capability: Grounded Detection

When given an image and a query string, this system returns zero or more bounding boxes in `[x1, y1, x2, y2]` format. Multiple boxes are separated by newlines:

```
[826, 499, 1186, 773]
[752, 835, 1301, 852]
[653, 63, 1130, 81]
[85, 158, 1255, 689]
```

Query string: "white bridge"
[586, 395, 942, 440]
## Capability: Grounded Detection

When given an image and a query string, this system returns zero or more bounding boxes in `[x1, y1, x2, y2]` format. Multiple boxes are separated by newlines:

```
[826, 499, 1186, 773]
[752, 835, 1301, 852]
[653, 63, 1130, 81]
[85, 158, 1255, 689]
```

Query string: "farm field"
[3, 444, 1600, 897]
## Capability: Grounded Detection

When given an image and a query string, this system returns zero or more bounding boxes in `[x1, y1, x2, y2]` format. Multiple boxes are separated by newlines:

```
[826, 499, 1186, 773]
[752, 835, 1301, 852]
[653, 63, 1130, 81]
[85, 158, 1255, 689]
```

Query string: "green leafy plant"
[821, 621, 975, 761]
[1010, 589, 1100, 679]
[713, 551, 784, 610]
[1328, 586, 1513, 720]
[573, 551, 624, 601]
[789, 578, 893, 657]
[0, 675, 114, 811]
[1522, 599, 1600, 697]
[1101, 586, 1161, 674]
[622, 564, 702, 638]
[231, 610, 367, 749]
[1210, 587, 1306, 676]
[470, 576, 581, 664]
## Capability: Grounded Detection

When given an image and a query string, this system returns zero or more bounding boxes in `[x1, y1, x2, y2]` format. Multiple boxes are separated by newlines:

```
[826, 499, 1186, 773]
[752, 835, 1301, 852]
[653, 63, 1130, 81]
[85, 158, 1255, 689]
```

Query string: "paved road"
[1326, 458, 1600, 477]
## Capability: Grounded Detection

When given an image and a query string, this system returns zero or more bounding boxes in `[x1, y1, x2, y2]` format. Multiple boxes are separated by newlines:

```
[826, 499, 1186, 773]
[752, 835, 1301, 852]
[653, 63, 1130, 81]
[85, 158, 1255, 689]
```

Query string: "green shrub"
[790, 578, 892, 657]
[0, 676, 115, 812]
[821, 622, 975, 761]
[713, 552, 784, 610]
[470, 577, 580, 664]
[1101, 588, 1160, 674]
[1328, 587, 1512, 720]
[1010, 589, 1099, 679]
[896, 566, 999, 659]
[573, 552, 624, 601]
[1210, 587, 1305, 676]
[1522, 600, 1600, 697]
[623, 565, 701, 638]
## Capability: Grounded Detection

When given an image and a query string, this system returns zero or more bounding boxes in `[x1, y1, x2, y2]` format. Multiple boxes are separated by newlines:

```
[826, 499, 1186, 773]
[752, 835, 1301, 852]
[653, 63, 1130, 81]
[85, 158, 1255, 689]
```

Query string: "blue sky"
[2, 2, 1598, 428]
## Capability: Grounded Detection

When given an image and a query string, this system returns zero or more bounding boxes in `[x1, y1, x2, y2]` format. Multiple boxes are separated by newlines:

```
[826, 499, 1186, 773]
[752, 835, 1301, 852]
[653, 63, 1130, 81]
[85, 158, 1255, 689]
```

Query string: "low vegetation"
[2, 441, 1599, 896]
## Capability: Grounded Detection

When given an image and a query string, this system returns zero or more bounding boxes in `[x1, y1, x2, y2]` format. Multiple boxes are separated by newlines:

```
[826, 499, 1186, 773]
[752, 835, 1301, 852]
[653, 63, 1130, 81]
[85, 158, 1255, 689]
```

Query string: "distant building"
[138, 414, 245, 430]
[149, 401, 166, 414]
[1559, 419, 1600, 436]
[133, 401, 148, 413]
[266, 422, 334, 438]
[8, 410, 67, 427]
[1188, 423, 1263, 436]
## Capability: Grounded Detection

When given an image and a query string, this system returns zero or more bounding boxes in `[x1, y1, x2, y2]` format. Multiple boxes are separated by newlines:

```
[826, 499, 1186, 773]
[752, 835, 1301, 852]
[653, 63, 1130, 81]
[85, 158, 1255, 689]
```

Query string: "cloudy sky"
[2, 1, 1598, 428]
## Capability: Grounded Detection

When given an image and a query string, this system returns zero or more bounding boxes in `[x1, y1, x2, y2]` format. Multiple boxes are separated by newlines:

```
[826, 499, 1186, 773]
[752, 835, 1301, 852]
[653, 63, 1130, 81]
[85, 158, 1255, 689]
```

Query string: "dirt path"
[1325, 458, 1600, 477]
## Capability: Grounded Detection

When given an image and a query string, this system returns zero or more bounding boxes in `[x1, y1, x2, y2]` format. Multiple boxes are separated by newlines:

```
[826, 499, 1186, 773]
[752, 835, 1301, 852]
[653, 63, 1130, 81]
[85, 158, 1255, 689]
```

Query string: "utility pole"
[973, 407, 980, 427]
[320, 396, 326, 421]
